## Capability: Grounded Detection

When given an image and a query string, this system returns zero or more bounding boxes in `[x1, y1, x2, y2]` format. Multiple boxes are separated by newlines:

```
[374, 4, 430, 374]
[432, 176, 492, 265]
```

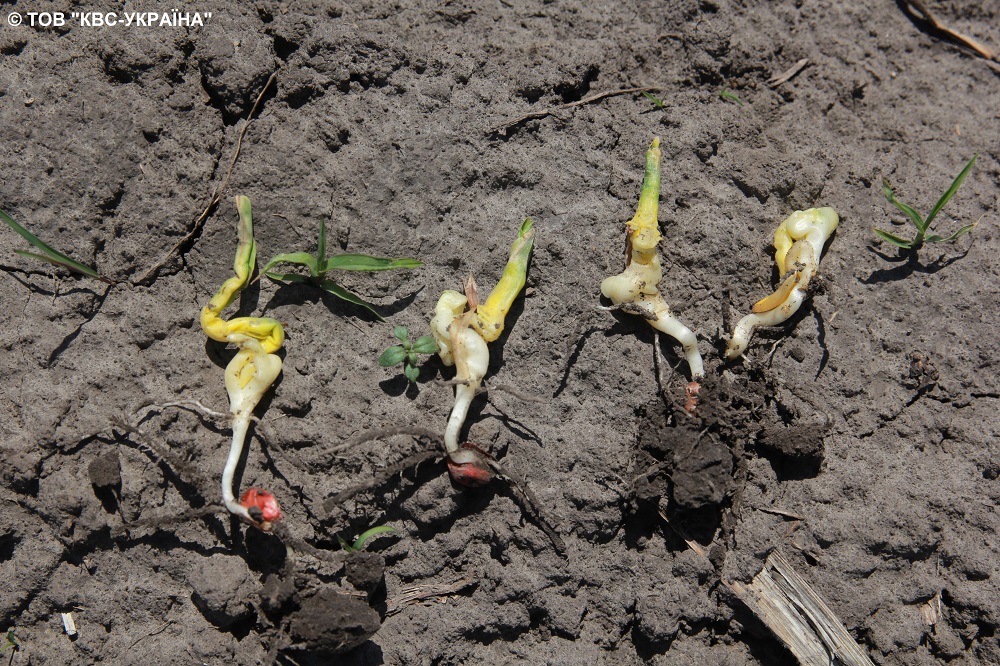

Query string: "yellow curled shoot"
[201, 196, 284, 355]
[726, 207, 839, 361]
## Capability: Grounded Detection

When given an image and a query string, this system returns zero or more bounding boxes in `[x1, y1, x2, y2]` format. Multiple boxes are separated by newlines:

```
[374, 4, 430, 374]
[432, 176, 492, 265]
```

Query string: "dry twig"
[327, 425, 441, 457]
[768, 59, 810, 87]
[901, 0, 998, 67]
[658, 509, 711, 558]
[756, 505, 806, 521]
[491, 87, 660, 135]
[726, 551, 875, 666]
[323, 450, 442, 513]
[386, 576, 478, 616]
[138, 72, 278, 285]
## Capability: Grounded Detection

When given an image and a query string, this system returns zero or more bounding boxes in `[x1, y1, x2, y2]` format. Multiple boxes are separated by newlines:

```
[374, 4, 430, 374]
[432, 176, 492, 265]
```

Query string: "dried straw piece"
[727, 551, 874, 666]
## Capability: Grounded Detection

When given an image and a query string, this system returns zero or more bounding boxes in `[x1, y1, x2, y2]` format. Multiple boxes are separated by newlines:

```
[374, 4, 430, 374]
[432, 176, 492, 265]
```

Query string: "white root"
[222, 414, 253, 521]
[640, 297, 704, 380]
[726, 289, 808, 360]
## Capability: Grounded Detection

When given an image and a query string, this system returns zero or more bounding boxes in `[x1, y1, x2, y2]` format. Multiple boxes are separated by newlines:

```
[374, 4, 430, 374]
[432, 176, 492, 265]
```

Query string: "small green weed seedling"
[641, 91, 665, 109]
[875, 154, 978, 251]
[0, 209, 113, 284]
[262, 218, 422, 319]
[379, 325, 439, 382]
[337, 525, 396, 552]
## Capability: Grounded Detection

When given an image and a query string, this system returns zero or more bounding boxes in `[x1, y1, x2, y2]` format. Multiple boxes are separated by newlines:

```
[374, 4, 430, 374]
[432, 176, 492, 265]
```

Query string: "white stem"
[725, 288, 806, 360]
[649, 311, 704, 380]
[222, 412, 252, 521]
[443, 327, 489, 454]
[602, 255, 704, 381]
[628, 296, 704, 381]
[444, 383, 476, 454]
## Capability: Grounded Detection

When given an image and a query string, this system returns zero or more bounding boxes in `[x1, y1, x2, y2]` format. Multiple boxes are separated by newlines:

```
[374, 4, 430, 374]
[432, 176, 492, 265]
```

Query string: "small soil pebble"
[759, 424, 824, 462]
[88, 450, 121, 489]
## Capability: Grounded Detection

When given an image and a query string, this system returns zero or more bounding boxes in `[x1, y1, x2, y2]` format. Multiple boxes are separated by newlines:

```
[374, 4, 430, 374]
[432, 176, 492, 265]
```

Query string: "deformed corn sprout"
[600, 138, 704, 411]
[726, 207, 839, 361]
[431, 219, 535, 485]
[201, 196, 284, 530]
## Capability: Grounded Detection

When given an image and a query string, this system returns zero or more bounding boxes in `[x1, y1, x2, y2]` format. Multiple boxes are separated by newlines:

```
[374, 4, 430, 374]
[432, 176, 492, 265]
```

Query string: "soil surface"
[1, 1, 998, 664]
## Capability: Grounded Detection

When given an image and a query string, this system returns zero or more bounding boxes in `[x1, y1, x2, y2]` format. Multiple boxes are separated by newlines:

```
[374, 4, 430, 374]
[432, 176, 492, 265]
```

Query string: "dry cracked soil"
[1, 0, 998, 664]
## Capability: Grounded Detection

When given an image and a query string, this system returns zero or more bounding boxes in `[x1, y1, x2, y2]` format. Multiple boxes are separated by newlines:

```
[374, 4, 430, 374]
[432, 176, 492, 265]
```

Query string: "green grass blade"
[351, 525, 396, 551]
[925, 153, 978, 228]
[321, 254, 423, 272]
[261, 252, 319, 277]
[1, 209, 109, 282]
[873, 229, 914, 249]
[318, 219, 327, 263]
[14, 249, 94, 272]
[720, 88, 743, 106]
[881, 179, 926, 231]
[262, 271, 310, 284]
[641, 91, 664, 108]
[926, 223, 976, 244]
[319, 278, 384, 320]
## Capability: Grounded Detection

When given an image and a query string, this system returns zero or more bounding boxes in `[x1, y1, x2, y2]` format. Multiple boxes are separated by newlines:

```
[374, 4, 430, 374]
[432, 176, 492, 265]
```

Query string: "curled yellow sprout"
[201, 196, 285, 530]
[725, 207, 839, 361]
[431, 219, 534, 485]
[600, 138, 704, 381]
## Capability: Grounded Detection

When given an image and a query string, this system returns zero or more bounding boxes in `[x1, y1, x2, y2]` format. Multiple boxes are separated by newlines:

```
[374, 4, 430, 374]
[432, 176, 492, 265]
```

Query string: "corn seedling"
[261, 218, 422, 319]
[601, 138, 704, 412]
[337, 525, 397, 552]
[875, 154, 978, 251]
[379, 325, 439, 382]
[430, 218, 534, 485]
[0, 209, 113, 284]
[726, 207, 839, 361]
[201, 196, 285, 531]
